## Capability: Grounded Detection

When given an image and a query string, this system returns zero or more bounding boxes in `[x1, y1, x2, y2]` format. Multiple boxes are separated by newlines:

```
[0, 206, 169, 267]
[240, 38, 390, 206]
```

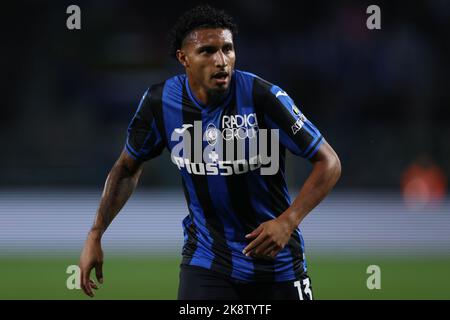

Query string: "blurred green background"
[2, 255, 449, 299]
[1, 190, 449, 300]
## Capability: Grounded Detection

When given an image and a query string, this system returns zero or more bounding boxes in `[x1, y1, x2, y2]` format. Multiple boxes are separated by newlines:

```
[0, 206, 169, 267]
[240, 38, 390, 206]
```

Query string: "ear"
[176, 49, 189, 68]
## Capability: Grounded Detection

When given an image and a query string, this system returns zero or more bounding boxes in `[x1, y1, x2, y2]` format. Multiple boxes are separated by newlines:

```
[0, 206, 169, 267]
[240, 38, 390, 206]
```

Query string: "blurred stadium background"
[1, 0, 449, 299]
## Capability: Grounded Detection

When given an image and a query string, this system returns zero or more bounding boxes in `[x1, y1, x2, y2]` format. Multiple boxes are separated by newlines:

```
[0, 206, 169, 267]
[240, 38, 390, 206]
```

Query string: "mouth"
[211, 71, 229, 84]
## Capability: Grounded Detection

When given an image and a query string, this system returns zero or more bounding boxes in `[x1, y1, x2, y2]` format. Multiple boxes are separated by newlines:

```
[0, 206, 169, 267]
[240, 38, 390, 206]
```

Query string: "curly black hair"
[168, 4, 238, 58]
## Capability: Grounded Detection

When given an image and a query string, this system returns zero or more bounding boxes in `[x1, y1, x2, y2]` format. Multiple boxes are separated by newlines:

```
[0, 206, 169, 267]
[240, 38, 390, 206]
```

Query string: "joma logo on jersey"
[221, 113, 259, 140]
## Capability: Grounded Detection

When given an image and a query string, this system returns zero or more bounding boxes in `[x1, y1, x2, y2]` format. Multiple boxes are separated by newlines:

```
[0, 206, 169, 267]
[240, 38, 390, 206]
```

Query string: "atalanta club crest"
[205, 123, 218, 146]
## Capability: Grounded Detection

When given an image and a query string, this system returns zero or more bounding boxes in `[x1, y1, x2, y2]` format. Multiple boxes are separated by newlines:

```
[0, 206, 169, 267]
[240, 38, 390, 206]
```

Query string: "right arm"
[79, 150, 143, 297]
[79, 86, 164, 297]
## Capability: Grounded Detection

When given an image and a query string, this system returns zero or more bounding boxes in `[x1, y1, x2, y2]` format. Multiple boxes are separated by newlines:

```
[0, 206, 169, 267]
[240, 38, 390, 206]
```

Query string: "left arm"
[243, 140, 341, 258]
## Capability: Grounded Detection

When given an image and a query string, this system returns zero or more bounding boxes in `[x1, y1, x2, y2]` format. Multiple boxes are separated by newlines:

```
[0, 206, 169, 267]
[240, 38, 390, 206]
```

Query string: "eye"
[200, 47, 215, 55]
[223, 45, 233, 53]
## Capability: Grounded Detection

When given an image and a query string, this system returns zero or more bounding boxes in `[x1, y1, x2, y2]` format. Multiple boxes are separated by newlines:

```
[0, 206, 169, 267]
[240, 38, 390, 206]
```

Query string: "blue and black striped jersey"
[125, 70, 324, 282]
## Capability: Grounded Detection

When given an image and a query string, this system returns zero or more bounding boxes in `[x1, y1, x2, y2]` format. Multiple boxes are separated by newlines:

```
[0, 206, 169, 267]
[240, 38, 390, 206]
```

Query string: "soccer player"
[79, 5, 341, 300]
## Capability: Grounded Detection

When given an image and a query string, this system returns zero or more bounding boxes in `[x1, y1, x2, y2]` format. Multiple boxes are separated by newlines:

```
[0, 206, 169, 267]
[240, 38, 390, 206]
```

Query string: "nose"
[215, 50, 227, 68]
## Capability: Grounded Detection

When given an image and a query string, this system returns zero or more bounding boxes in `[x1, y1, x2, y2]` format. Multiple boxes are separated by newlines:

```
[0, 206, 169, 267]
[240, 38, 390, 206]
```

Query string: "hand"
[79, 230, 104, 297]
[242, 217, 295, 259]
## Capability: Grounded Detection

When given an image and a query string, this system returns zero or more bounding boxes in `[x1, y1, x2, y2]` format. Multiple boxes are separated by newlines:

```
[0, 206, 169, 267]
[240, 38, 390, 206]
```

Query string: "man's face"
[177, 28, 236, 94]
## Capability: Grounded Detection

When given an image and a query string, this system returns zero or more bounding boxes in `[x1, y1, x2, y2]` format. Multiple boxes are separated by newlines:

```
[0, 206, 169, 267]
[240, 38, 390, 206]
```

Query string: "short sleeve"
[253, 77, 324, 159]
[125, 88, 165, 161]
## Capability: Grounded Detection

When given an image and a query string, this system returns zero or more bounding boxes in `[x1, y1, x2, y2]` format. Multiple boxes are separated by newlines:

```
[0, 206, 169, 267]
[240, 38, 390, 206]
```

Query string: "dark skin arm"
[79, 150, 143, 297]
[243, 140, 341, 258]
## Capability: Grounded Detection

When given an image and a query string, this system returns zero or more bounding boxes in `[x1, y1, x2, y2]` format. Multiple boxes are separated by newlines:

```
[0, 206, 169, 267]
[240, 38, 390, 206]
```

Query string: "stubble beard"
[206, 85, 229, 106]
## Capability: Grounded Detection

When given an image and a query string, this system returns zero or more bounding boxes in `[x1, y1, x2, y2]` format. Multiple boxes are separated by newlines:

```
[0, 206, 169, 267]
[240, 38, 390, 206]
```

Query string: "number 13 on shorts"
[294, 277, 313, 300]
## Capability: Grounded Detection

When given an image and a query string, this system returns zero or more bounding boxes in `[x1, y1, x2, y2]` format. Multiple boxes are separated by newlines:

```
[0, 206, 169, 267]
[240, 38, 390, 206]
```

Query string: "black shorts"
[177, 264, 314, 300]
